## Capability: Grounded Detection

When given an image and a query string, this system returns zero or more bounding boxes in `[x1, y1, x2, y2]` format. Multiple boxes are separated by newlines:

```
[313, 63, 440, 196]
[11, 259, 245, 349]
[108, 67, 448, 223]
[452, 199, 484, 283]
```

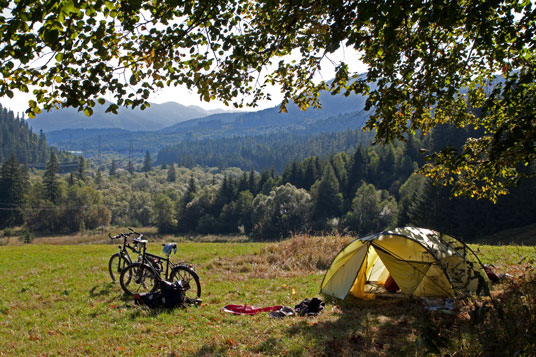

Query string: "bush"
[19, 230, 34, 244]
[2, 227, 15, 237]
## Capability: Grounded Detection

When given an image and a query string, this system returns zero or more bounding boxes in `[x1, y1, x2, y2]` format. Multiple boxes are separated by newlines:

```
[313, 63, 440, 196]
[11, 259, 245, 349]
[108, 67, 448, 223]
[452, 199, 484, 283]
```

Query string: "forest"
[1, 106, 534, 241]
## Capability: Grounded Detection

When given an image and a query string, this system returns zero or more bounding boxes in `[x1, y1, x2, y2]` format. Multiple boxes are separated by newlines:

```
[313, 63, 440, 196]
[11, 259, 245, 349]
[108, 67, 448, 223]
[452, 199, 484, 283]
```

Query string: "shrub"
[19, 230, 34, 244]
[2, 227, 15, 237]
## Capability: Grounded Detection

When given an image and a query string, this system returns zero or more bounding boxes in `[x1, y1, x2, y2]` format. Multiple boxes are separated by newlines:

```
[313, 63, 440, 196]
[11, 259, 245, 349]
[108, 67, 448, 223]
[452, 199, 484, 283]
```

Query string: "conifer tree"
[0, 154, 25, 228]
[77, 156, 86, 181]
[237, 172, 249, 193]
[109, 159, 117, 177]
[127, 158, 135, 174]
[68, 172, 75, 185]
[95, 168, 103, 187]
[142, 150, 152, 172]
[346, 145, 367, 199]
[43, 152, 60, 203]
[311, 163, 343, 231]
[166, 163, 177, 182]
[187, 176, 197, 194]
[302, 157, 320, 191]
[248, 168, 258, 194]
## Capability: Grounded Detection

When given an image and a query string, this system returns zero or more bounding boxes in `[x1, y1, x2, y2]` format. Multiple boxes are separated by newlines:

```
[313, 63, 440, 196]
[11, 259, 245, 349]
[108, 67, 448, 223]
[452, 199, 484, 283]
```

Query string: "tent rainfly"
[320, 227, 490, 300]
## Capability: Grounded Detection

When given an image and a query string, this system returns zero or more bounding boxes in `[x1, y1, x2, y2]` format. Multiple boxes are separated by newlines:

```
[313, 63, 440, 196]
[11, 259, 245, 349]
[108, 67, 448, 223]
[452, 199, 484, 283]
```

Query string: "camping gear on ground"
[134, 291, 164, 308]
[422, 297, 455, 313]
[269, 306, 296, 318]
[223, 304, 282, 315]
[224, 298, 325, 317]
[321, 227, 490, 300]
[160, 280, 186, 308]
[294, 298, 325, 316]
[133, 280, 186, 309]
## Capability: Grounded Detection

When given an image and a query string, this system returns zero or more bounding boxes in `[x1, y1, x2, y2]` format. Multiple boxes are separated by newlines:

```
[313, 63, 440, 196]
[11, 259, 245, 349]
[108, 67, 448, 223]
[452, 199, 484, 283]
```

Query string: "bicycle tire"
[108, 253, 131, 282]
[119, 262, 159, 295]
[170, 266, 201, 300]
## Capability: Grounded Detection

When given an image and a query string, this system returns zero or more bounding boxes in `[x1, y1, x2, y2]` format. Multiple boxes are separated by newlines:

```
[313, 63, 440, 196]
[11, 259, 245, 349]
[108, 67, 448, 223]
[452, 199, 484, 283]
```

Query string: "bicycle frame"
[139, 244, 174, 281]
[110, 232, 142, 263]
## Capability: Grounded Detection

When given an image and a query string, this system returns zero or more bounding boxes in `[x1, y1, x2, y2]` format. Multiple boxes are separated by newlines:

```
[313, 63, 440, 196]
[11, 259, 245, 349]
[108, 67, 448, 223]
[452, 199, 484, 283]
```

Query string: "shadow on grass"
[268, 274, 536, 356]
[280, 296, 429, 356]
[89, 282, 115, 297]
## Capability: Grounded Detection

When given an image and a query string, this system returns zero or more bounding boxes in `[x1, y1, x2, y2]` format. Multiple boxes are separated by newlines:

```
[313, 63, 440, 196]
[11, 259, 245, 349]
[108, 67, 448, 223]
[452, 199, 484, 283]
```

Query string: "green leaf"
[62, 0, 78, 14]
[43, 29, 59, 45]
[83, 107, 93, 116]
[104, 1, 115, 10]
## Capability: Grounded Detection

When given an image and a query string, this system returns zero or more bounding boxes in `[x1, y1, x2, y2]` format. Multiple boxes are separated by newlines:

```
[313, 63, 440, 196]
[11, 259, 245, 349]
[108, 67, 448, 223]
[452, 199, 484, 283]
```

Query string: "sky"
[0, 46, 366, 116]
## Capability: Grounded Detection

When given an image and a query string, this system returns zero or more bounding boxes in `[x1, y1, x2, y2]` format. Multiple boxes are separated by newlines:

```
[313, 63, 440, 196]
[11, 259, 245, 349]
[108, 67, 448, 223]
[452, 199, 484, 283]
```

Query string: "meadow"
[0, 234, 535, 356]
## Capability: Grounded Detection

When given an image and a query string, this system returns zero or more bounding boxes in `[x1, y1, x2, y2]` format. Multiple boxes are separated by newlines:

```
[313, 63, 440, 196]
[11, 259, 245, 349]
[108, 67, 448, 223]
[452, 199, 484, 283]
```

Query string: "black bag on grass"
[133, 291, 163, 308]
[133, 281, 185, 309]
[160, 280, 185, 308]
[294, 297, 325, 316]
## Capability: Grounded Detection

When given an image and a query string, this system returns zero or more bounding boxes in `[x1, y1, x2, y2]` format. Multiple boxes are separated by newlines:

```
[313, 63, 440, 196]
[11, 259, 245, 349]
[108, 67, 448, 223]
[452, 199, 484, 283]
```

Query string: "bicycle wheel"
[170, 266, 201, 300]
[108, 253, 130, 282]
[119, 263, 159, 295]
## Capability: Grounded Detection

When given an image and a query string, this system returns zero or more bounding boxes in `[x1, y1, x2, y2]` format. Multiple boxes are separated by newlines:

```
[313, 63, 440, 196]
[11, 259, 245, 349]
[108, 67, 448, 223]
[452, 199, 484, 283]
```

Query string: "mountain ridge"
[27, 101, 233, 133]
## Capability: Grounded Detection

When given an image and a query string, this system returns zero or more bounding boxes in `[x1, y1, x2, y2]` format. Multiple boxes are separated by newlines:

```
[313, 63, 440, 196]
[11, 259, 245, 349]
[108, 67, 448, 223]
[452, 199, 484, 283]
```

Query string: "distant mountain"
[42, 78, 374, 161]
[27, 101, 231, 132]
[163, 88, 369, 135]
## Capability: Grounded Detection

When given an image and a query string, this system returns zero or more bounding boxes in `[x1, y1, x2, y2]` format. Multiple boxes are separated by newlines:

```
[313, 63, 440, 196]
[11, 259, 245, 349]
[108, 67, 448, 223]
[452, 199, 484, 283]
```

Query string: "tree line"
[1, 113, 534, 240]
[156, 129, 374, 173]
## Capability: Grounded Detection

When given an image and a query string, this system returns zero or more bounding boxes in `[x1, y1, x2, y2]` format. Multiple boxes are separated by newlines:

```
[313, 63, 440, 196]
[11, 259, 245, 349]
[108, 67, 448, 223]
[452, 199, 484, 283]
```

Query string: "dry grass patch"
[206, 234, 352, 280]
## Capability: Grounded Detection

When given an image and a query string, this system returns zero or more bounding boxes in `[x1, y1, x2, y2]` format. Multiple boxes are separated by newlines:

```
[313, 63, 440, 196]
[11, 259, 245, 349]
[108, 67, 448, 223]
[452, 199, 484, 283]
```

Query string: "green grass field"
[1, 235, 535, 356]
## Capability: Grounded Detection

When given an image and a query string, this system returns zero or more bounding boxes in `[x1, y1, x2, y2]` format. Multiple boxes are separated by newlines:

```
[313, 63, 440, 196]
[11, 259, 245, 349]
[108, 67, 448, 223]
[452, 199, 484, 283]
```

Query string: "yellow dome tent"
[321, 227, 490, 300]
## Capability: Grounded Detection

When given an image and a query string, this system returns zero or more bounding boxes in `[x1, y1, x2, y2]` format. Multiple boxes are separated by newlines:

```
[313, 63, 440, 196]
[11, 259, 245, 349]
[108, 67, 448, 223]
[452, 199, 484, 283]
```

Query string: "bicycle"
[108, 228, 144, 282]
[119, 239, 201, 303]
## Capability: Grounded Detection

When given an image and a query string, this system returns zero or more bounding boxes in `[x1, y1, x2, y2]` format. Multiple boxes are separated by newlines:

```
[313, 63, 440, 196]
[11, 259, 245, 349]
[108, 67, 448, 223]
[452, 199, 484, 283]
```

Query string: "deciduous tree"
[2, 0, 534, 200]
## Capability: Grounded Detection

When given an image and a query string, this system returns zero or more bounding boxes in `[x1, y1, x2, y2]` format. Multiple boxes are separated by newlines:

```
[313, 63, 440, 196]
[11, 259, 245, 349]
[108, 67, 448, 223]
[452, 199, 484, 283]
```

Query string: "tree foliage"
[3, 0, 533, 200]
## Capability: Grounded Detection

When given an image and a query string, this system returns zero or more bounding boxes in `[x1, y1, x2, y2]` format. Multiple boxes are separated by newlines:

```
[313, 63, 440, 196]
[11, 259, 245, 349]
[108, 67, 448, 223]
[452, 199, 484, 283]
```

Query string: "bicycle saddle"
[133, 238, 148, 244]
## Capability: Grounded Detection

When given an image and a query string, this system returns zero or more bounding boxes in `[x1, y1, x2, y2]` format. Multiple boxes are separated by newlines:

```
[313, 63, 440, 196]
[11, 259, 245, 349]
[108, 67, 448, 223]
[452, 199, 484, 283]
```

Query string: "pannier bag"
[160, 280, 185, 308]
[133, 280, 185, 309]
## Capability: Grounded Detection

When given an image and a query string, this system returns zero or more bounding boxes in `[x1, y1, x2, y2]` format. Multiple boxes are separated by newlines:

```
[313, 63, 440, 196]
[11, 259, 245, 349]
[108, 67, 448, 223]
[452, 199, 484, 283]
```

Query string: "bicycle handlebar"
[108, 229, 143, 241]
[128, 227, 141, 235]
[108, 232, 126, 240]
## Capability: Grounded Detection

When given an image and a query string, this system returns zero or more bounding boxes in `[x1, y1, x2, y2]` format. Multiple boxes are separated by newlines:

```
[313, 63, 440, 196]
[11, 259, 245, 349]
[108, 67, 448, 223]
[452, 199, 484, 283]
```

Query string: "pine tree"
[311, 163, 343, 231]
[43, 152, 60, 203]
[142, 150, 152, 172]
[302, 157, 320, 191]
[237, 172, 249, 193]
[38, 130, 48, 163]
[0, 154, 25, 228]
[127, 158, 135, 174]
[166, 163, 177, 182]
[109, 159, 117, 177]
[346, 145, 367, 200]
[95, 168, 103, 187]
[68, 172, 75, 185]
[187, 176, 197, 194]
[77, 156, 86, 181]
[248, 168, 258, 194]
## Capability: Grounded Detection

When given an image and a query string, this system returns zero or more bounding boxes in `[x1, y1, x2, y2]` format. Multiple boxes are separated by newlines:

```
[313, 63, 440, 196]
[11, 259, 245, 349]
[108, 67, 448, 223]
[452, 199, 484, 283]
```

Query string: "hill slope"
[28, 101, 230, 132]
